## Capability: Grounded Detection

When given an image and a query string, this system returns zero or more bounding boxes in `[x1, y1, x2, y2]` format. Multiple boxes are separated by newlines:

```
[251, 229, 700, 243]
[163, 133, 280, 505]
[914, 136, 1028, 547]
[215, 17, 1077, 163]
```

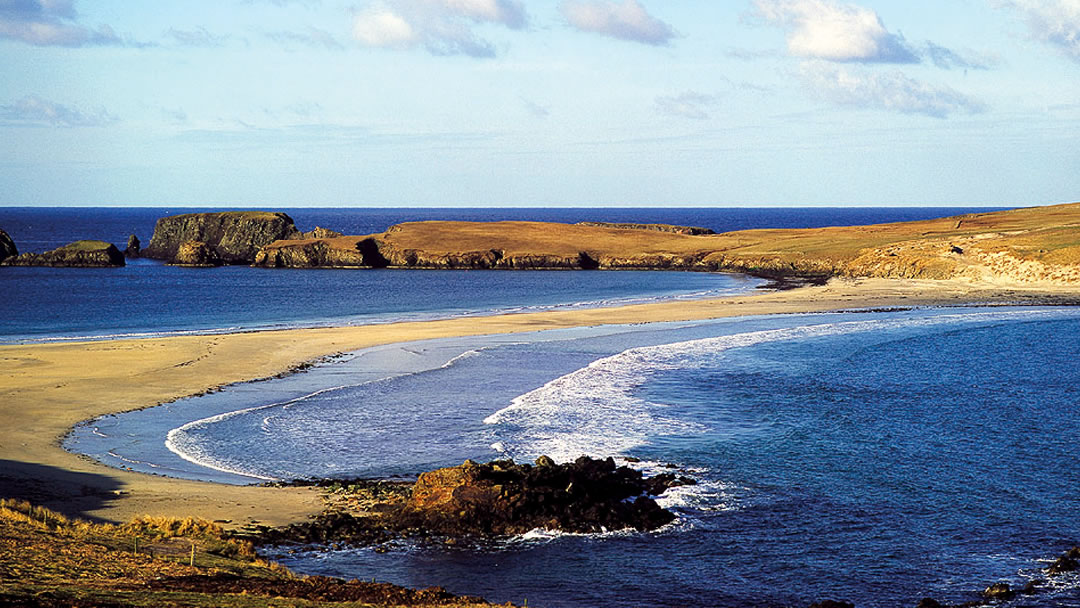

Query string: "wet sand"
[1, 278, 1077, 528]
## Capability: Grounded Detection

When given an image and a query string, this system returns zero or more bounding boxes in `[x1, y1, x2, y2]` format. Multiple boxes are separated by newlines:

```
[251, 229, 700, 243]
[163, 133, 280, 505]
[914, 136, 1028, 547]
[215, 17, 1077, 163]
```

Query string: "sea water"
[14, 206, 1080, 607]
[68, 307, 1080, 607]
[0, 206, 997, 343]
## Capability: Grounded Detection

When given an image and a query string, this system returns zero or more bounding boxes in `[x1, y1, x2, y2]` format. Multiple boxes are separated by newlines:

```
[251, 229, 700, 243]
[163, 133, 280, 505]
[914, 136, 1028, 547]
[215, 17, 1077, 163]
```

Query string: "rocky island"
[260, 456, 692, 548]
[1, 239, 125, 267]
[251, 202, 1080, 285]
[142, 210, 304, 264]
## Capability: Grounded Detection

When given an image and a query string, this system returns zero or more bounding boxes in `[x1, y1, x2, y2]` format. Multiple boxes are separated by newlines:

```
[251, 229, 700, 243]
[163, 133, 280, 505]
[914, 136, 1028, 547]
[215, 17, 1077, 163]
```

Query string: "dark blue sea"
[15, 207, 1080, 608]
[0, 206, 998, 343]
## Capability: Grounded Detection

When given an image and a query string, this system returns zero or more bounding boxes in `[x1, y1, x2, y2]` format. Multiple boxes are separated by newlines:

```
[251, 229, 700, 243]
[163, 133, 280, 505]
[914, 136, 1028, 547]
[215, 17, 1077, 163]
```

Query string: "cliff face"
[143, 211, 301, 264]
[1, 240, 124, 267]
[248, 203, 1080, 285]
[0, 229, 17, 262]
[254, 237, 371, 268]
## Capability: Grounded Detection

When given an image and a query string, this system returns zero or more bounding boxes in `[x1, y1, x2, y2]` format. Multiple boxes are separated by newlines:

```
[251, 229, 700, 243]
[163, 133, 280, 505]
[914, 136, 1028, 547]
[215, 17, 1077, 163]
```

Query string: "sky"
[0, 0, 1078, 207]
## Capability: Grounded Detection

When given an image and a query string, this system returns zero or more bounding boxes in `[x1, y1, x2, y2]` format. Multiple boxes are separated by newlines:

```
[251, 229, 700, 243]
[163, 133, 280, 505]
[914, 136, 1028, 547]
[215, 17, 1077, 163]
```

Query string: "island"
[1, 239, 125, 267]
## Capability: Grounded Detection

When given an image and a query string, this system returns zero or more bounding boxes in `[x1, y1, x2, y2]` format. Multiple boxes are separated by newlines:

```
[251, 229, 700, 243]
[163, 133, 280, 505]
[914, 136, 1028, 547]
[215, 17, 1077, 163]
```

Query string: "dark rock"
[1, 240, 124, 267]
[0, 229, 16, 262]
[171, 241, 222, 267]
[915, 599, 943, 608]
[392, 456, 678, 536]
[809, 601, 854, 608]
[950, 245, 964, 254]
[124, 234, 140, 257]
[143, 211, 302, 264]
[981, 583, 1015, 601]
[1021, 580, 1042, 595]
[264, 457, 688, 546]
[1048, 555, 1079, 575]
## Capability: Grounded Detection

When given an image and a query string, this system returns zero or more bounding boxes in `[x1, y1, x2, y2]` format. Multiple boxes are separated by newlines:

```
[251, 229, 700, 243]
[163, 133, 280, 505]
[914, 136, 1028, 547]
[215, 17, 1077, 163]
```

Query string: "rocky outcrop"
[576, 221, 715, 235]
[123, 234, 140, 258]
[171, 240, 222, 267]
[389, 456, 686, 536]
[143, 211, 301, 264]
[258, 456, 692, 547]
[299, 226, 343, 240]
[0, 229, 16, 262]
[253, 237, 371, 268]
[1, 240, 124, 267]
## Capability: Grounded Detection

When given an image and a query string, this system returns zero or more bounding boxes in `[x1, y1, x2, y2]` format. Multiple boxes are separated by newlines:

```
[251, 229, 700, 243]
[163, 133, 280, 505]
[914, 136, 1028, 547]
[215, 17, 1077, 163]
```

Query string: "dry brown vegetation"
[0, 499, 499, 608]
[259, 202, 1080, 285]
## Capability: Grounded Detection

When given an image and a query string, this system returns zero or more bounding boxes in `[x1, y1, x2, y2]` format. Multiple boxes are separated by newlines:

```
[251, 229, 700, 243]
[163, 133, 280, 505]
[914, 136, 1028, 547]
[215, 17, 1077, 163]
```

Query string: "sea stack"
[0, 229, 17, 262]
[142, 211, 302, 265]
[124, 234, 141, 258]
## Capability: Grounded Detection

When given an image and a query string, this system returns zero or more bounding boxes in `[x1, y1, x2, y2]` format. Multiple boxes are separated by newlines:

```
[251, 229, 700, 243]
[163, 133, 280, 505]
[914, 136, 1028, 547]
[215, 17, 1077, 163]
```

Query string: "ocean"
[12, 206, 1080, 607]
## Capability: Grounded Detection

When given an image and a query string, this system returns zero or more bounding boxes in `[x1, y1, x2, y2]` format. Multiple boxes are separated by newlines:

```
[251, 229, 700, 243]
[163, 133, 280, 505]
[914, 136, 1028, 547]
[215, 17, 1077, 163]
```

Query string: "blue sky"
[1, 0, 1078, 207]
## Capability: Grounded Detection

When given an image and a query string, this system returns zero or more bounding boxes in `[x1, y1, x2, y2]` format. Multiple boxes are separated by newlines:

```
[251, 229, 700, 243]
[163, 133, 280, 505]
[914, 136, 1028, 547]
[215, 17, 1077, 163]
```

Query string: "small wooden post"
[189, 541, 195, 567]
[133, 536, 138, 555]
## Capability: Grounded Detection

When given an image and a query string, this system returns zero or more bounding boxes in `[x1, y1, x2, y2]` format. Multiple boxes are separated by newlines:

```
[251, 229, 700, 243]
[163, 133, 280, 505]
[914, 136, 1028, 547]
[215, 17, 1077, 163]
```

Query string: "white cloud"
[800, 62, 986, 118]
[655, 91, 718, 120]
[560, 0, 676, 46]
[0, 0, 121, 47]
[753, 0, 917, 63]
[351, 0, 527, 58]
[0, 96, 118, 127]
[998, 0, 1080, 61]
[353, 8, 419, 49]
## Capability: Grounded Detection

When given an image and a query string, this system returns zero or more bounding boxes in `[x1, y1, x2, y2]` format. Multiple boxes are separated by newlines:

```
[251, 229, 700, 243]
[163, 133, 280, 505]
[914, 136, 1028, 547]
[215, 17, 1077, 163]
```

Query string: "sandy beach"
[2, 277, 1078, 529]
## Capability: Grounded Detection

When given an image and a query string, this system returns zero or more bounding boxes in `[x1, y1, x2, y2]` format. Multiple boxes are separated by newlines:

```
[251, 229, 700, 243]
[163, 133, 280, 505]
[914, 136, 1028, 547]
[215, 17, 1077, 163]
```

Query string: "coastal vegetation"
[0, 498, 498, 608]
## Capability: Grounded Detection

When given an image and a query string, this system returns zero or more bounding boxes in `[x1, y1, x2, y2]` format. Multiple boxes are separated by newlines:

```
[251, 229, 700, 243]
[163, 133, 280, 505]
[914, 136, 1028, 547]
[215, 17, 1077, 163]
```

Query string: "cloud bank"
[999, 0, 1080, 62]
[560, 0, 675, 46]
[0, 96, 117, 127]
[0, 0, 121, 47]
[655, 91, 717, 120]
[800, 63, 986, 118]
[352, 0, 527, 58]
[752, 0, 917, 63]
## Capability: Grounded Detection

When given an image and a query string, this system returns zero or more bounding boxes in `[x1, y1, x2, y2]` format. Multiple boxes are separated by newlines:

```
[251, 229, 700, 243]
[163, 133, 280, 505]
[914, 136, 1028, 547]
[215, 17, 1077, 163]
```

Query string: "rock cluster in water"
[912, 545, 1080, 608]
[395, 456, 689, 536]
[1, 240, 124, 267]
[257, 456, 694, 547]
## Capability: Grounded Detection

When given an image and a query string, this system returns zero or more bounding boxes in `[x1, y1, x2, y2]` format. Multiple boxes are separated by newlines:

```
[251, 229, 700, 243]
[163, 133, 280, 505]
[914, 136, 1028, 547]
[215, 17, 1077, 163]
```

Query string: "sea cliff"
[1, 240, 124, 267]
[252, 203, 1080, 285]
[143, 211, 302, 264]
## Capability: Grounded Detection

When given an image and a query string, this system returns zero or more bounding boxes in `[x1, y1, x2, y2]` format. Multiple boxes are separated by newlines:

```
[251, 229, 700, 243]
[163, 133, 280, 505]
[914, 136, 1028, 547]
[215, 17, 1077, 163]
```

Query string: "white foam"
[484, 308, 1080, 468]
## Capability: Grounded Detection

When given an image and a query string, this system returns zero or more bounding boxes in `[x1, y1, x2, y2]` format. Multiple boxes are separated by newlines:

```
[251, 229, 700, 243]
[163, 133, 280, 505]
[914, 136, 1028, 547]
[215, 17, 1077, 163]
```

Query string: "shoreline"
[3, 277, 1080, 529]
